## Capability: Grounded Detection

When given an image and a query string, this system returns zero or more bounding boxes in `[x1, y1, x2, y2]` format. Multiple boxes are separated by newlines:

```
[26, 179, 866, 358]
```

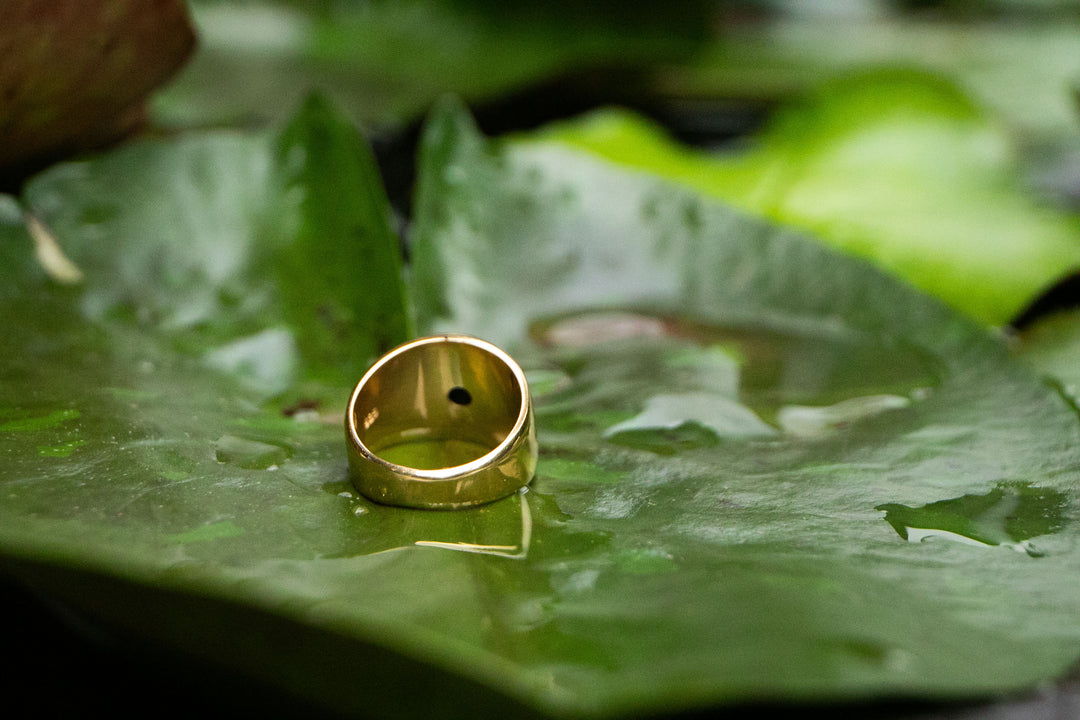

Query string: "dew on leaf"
[875, 482, 1067, 557]
[778, 394, 913, 438]
[36, 439, 86, 457]
[213, 434, 293, 470]
[604, 392, 777, 441]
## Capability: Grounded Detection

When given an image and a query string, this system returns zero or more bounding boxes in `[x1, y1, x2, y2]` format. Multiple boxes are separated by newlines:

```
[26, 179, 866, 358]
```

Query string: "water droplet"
[876, 481, 1066, 557]
[213, 435, 292, 470]
[527, 309, 941, 426]
[37, 439, 86, 458]
[778, 394, 911, 437]
[604, 392, 776, 442]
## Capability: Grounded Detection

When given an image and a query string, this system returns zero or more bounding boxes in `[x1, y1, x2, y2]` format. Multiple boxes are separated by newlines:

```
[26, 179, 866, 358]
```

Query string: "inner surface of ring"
[352, 341, 522, 471]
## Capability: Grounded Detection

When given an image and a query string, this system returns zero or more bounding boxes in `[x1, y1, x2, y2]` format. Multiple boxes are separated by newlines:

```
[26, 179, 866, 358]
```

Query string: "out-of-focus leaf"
[655, 10, 1080, 145]
[1015, 309, 1080, 403]
[153, 0, 708, 129]
[0, 0, 195, 181]
[538, 70, 1080, 326]
[2, 96, 1080, 720]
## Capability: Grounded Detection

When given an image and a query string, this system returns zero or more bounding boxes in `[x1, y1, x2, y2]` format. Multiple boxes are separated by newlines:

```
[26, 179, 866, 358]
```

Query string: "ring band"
[345, 335, 537, 509]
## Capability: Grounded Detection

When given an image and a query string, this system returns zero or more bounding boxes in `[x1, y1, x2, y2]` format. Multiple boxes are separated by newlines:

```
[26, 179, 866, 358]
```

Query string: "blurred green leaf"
[537, 70, 1080, 326]
[658, 8, 1080, 145]
[153, 0, 708, 130]
[2, 96, 1080, 720]
[1015, 308, 1080, 403]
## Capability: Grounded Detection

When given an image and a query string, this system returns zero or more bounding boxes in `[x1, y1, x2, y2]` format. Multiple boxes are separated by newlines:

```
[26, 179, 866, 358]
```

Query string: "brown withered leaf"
[0, 0, 195, 185]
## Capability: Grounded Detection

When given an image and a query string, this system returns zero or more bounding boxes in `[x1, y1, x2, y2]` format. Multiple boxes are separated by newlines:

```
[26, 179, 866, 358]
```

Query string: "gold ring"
[345, 335, 537, 509]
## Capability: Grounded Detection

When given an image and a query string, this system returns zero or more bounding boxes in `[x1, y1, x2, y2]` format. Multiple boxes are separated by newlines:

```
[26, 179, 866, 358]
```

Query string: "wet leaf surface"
[2, 97, 1080, 719]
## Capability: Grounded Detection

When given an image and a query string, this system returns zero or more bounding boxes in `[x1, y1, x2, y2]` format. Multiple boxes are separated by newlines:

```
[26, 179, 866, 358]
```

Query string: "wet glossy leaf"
[539, 70, 1080, 326]
[2, 95, 1080, 720]
[410, 99, 1080, 710]
[17, 93, 408, 405]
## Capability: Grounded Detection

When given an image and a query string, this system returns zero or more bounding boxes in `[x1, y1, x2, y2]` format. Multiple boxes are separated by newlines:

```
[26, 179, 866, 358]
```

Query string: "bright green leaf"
[537, 70, 1080, 326]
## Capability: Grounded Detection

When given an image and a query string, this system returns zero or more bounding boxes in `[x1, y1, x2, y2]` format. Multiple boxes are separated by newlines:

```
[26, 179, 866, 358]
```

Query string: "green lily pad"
[2, 95, 1080, 720]
[537, 70, 1080, 326]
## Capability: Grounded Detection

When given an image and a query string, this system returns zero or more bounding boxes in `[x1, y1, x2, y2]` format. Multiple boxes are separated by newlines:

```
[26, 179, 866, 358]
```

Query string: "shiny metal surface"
[345, 335, 537, 509]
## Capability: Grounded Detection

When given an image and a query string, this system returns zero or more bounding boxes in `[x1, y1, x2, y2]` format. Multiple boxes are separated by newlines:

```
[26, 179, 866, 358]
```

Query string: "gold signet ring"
[345, 335, 537, 509]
